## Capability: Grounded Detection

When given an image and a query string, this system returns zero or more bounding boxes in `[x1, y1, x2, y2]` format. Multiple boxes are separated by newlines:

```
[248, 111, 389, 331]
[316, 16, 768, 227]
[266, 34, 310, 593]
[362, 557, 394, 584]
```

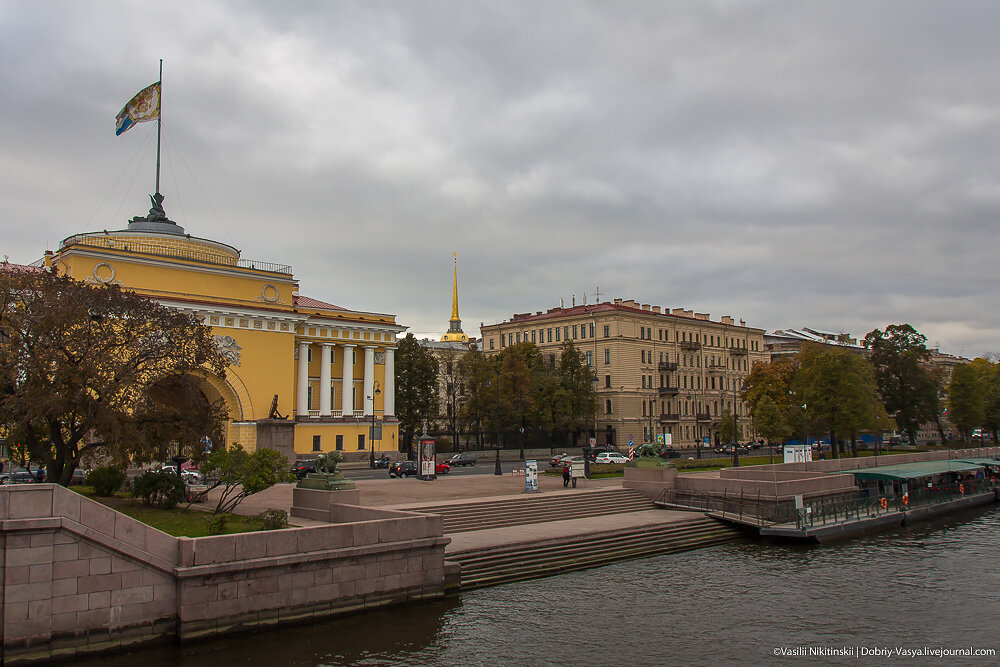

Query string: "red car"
[436, 462, 450, 474]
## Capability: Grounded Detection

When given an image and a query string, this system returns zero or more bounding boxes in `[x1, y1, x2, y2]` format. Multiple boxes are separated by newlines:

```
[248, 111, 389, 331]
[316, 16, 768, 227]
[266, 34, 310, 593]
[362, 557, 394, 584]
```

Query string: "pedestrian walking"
[562, 464, 571, 488]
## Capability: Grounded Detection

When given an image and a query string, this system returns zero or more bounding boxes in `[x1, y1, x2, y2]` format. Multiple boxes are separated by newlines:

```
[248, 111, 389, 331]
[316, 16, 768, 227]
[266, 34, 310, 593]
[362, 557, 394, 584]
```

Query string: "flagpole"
[155, 58, 162, 196]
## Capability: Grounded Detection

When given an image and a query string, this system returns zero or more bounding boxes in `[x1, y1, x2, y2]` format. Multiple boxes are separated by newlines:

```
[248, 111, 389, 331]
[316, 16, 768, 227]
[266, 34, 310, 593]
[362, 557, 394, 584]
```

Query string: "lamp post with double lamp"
[367, 381, 382, 468]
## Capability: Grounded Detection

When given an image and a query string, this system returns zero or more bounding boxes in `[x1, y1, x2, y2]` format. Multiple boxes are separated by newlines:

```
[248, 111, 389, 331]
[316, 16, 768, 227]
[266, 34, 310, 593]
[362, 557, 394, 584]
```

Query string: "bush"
[131, 471, 187, 509]
[86, 466, 127, 496]
[205, 513, 229, 535]
[259, 508, 288, 530]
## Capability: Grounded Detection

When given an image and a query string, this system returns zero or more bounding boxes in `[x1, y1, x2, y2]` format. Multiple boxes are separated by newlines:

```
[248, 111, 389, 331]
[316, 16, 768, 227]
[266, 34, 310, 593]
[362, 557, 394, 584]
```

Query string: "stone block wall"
[0, 484, 449, 664]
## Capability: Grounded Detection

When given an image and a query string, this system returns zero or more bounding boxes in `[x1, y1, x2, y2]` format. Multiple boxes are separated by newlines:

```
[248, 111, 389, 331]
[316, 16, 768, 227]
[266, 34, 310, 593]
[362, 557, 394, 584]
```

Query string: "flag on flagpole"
[115, 82, 160, 136]
[628, 444, 634, 461]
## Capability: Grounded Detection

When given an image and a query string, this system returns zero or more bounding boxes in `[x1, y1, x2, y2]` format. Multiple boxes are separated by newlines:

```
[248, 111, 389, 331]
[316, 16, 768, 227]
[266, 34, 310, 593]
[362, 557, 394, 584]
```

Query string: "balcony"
[659, 413, 681, 422]
[730, 346, 748, 356]
[658, 361, 678, 371]
[658, 386, 679, 396]
[707, 363, 726, 374]
[680, 341, 702, 351]
[695, 412, 711, 421]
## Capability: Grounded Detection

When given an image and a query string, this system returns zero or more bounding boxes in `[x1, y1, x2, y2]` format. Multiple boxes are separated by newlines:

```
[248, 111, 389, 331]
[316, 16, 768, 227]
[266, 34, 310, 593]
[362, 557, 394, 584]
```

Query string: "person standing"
[562, 464, 571, 488]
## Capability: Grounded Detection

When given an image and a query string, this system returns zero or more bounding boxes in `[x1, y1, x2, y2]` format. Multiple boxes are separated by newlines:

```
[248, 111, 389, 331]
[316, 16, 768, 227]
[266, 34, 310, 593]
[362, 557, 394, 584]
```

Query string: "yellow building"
[45, 210, 403, 462]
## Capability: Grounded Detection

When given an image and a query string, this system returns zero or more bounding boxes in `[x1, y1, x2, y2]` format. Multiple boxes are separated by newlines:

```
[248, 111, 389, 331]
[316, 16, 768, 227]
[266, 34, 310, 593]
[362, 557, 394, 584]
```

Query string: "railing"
[695, 412, 711, 421]
[657, 488, 799, 527]
[659, 413, 681, 422]
[658, 386, 679, 396]
[65, 234, 292, 275]
[729, 347, 748, 356]
[680, 341, 702, 351]
[707, 363, 726, 373]
[658, 361, 678, 371]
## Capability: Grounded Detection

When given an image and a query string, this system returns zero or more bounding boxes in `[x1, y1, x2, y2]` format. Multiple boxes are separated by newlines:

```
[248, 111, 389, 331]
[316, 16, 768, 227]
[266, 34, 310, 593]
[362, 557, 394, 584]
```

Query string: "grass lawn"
[71, 487, 264, 537]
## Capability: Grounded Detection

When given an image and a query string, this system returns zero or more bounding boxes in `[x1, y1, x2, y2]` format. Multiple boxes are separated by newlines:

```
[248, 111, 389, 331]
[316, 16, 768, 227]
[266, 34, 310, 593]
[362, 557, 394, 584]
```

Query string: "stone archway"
[146, 369, 252, 450]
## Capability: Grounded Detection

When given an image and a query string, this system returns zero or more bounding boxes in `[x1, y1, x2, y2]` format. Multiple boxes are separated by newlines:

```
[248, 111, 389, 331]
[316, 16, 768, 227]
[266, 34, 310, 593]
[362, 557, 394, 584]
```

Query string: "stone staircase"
[407, 488, 656, 533]
[448, 515, 737, 589]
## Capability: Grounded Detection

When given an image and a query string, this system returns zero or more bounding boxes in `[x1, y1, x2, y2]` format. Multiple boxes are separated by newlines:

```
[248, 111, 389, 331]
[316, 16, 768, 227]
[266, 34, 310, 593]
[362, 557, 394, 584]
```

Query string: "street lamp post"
[732, 378, 740, 467]
[368, 381, 381, 468]
[487, 372, 502, 475]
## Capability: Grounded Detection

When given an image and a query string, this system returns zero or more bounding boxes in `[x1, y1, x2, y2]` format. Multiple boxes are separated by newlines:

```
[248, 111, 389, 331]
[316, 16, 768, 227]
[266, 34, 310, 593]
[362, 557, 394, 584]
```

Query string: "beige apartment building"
[481, 298, 768, 451]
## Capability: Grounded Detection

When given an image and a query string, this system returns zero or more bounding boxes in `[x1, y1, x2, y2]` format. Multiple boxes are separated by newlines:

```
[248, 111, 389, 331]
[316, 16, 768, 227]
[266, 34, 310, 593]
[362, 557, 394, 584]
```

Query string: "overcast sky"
[3, 1, 998, 357]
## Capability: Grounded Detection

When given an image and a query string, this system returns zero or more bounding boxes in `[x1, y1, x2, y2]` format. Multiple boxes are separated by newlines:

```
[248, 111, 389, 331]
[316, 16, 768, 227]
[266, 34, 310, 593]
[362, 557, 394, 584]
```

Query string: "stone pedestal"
[297, 472, 356, 491]
[291, 485, 362, 522]
[255, 419, 296, 462]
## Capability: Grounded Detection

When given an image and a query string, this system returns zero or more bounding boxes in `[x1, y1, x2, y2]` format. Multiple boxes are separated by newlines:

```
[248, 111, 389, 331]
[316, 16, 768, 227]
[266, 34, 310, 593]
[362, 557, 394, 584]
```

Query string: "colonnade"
[295, 341, 394, 419]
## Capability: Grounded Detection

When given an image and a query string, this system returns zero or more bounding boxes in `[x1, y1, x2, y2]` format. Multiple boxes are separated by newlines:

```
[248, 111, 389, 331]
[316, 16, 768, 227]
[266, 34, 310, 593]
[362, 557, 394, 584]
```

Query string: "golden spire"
[441, 252, 469, 343]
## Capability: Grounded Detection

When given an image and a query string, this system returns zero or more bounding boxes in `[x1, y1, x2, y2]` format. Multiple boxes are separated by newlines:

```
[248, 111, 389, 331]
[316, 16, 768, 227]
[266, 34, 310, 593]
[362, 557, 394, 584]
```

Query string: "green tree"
[498, 342, 536, 455]
[795, 344, 875, 458]
[555, 341, 596, 448]
[198, 444, 293, 514]
[752, 395, 790, 446]
[948, 363, 984, 441]
[457, 347, 493, 448]
[973, 358, 1000, 444]
[0, 266, 228, 485]
[863, 324, 938, 447]
[394, 333, 439, 457]
[718, 407, 742, 444]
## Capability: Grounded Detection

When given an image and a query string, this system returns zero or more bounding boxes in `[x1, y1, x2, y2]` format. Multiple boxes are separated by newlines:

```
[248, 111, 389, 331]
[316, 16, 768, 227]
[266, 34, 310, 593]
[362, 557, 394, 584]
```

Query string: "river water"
[79, 505, 1000, 666]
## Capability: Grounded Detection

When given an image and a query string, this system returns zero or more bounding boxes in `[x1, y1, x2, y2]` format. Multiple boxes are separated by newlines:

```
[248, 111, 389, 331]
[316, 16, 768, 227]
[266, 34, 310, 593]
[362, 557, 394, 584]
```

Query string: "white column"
[341, 344, 355, 415]
[319, 343, 332, 417]
[363, 346, 376, 416]
[296, 341, 310, 417]
[384, 347, 395, 416]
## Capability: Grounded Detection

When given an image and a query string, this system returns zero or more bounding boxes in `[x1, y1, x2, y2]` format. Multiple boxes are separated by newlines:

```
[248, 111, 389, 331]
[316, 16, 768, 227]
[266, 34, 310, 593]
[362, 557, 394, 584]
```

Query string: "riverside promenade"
[208, 469, 739, 588]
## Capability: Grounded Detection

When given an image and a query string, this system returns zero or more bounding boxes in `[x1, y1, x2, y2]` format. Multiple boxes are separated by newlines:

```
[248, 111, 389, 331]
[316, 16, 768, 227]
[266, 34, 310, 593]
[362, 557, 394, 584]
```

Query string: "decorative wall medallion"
[280, 323, 289, 331]
[214, 335, 242, 366]
[375, 351, 386, 364]
[257, 283, 282, 304]
[267, 322, 275, 330]
[240, 319, 249, 328]
[254, 320, 262, 329]
[92, 262, 116, 284]
[210, 317, 219, 325]
[226, 318, 234, 327]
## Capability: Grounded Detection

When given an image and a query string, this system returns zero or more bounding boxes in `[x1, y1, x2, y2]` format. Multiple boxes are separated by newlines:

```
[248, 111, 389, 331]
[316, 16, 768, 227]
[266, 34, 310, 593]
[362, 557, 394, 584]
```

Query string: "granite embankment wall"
[0, 484, 448, 664]
[624, 448, 997, 501]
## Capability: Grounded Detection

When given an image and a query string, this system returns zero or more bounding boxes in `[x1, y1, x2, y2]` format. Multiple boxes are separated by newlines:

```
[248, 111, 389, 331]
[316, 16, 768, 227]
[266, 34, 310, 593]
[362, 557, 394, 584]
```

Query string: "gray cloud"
[2, 0, 999, 357]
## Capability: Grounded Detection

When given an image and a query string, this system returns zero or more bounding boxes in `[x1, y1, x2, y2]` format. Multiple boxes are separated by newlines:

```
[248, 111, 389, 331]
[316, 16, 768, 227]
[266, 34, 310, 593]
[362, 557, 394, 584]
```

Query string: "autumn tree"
[394, 333, 439, 458]
[972, 358, 1000, 444]
[457, 347, 493, 448]
[863, 324, 938, 447]
[743, 356, 799, 444]
[948, 363, 984, 441]
[555, 341, 597, 448]
[0, 266, 228, 485]
[752, 394, 790, 446]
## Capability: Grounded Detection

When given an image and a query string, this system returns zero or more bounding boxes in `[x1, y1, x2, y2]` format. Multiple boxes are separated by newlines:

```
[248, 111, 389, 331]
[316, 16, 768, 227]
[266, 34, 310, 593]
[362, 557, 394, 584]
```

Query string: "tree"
[498, 342, 536, 456]
[394, 333, 439, 457]
[457, 347, 493, 448]
[743, 356, 798, 415]
[752, 395, 790, 445]
[0, 266, 227, 485]
[718, 407, 742, 444]
[948, 363, 984, 441]
[973, 358, 1000, 444]
[198, 444, 293, 514]
[555, 341, 596, 448]
[863, 324, 939, 447]
[794, 344, 876, 458]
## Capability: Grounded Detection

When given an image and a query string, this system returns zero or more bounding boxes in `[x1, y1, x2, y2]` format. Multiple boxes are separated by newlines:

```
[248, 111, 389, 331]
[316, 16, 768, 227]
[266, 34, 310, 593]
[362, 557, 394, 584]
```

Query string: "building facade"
[43, 210, 403, 462]
[481, 298, 768, 450]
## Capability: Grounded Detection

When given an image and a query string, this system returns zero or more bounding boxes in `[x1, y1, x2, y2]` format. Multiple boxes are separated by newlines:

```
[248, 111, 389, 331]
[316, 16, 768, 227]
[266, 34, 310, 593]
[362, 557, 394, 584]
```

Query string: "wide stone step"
[453, 520, 727, 569]
[455, 526, 737, 588]
[441, 501, 657, 533]
[411, 488, 650, 517]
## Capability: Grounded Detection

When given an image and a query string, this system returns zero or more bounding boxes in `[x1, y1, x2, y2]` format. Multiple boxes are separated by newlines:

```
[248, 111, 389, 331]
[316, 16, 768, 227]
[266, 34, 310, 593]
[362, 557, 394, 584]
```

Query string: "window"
[555, 328, 561, 341]
[312, 435, 321, 452]
[358, 434, 366, 450]
[605, 399, 613, 414]
[501, 334, 506, 347]
[604, 348, 610, 363]
[605, 374, 611, 388]
[531, 330, 536, 343]
[490, 338, 495, 350]
[642, 402, 646, 416]
[547, 328, 553, 342]
[307, 347, 313, 362]
[516, 332, 521, 343]
[642, 376, 646, 388]
[586, 350, 593, 366]
[590, 323, 595, 337]
[641, 350, 646, 363]
[604, 325, 610, 337]
[572, 325, 578, 339]
[307, 386, 314, 410]
[336, 435, 344, 451]
[564, 326, 569, 340]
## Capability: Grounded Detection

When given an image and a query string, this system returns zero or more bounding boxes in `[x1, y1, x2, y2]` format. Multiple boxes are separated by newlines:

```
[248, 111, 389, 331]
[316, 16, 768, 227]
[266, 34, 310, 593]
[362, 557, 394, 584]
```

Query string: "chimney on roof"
[652, 306, 661, 314]
[641, 304, 650, 311]
[721, 316, 734, 325]
[671, 308, 686, 316]
[622, 299, 637, 308]
[694, 312, 709, 321]
[614, 298, 623, 305]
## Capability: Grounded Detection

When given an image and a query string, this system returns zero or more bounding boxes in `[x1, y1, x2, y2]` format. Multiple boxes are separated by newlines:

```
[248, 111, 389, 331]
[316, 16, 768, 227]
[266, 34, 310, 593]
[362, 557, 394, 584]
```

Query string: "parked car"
[70, 468, 87, 485]
[549, 453, 570, 466]
[9, 469, 35, 484]
[291, 459, 317, 479]
[594, 452, 629, 464]
[160, 465, 201, 483]
[436, 462, 451, 474]
[389, 460, 417, 478]
[448, 453, 476, 467]
[0, 473, 10, 485]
